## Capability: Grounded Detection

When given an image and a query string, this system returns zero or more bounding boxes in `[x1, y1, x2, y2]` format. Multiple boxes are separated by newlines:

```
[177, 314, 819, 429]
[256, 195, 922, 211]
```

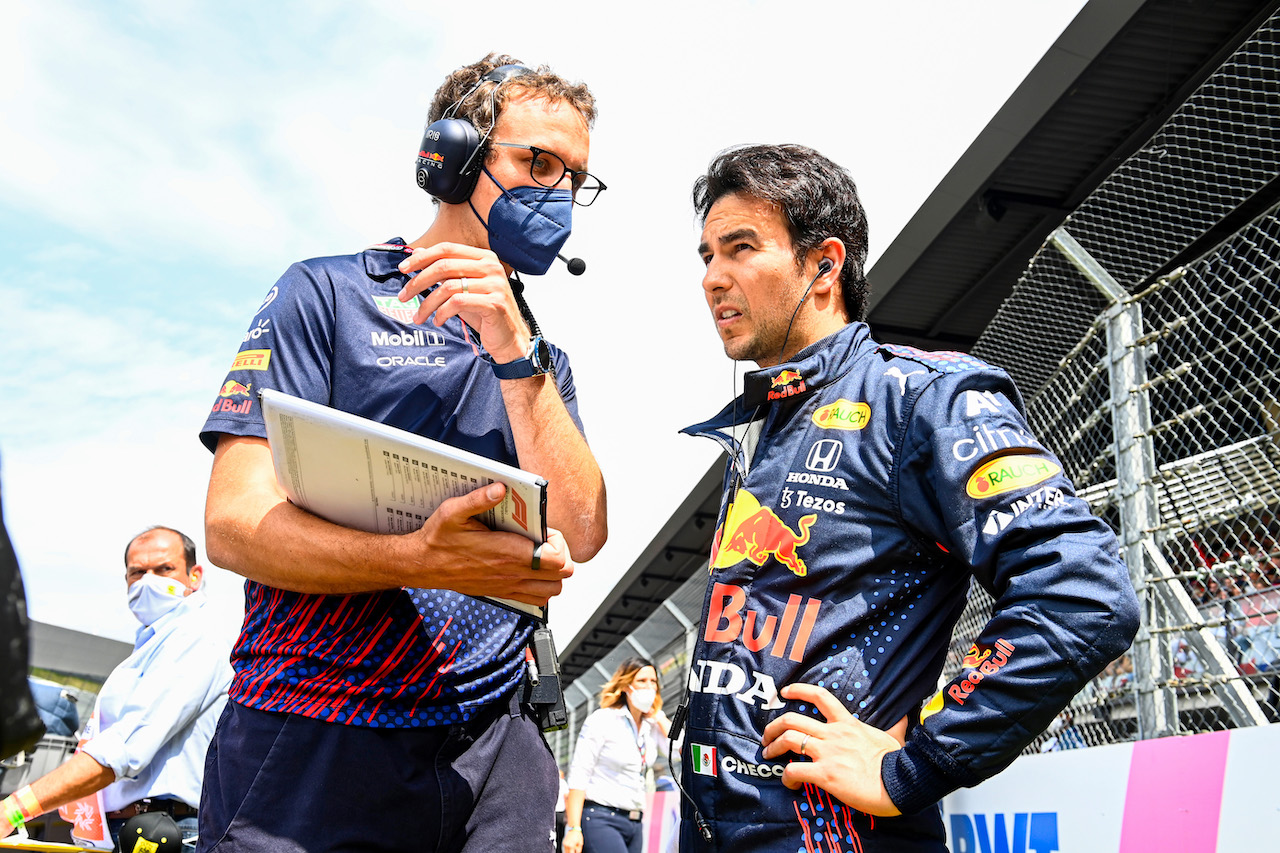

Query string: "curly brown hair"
[427, 52, 597, 137]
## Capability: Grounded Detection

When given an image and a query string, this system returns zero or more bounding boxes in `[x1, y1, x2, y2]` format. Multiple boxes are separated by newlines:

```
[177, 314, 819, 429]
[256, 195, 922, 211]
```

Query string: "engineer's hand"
[409, 483, 573, 606]
[760, 682, 907, 817]
[397, 243, 530, 363]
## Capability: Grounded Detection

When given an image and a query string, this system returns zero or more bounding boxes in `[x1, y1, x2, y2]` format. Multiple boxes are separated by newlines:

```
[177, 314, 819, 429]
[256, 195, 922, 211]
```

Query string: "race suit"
[678, 321, 1139, 852]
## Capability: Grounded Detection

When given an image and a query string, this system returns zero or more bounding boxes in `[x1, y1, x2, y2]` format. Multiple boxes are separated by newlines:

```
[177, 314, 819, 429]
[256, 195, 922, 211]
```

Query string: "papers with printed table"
[260, 388, 549, 621]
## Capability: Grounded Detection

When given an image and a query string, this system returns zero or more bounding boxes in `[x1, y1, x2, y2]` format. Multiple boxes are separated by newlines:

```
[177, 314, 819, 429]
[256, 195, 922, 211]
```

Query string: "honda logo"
[805, 439, 842, 472]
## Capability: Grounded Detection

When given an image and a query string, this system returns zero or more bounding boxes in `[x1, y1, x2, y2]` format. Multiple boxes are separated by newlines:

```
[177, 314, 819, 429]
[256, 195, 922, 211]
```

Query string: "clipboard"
[260, 388, 549, 621]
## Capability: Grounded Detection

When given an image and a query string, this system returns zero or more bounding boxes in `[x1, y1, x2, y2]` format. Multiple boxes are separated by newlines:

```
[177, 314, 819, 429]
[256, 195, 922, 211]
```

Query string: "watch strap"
[489, 335, 551, 380]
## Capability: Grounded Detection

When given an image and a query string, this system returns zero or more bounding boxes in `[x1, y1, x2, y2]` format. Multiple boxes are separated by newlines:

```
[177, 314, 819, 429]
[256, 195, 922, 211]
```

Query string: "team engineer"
[196, 54, 607, 853]
[0, 527, 232, 849]
[674, 144, 1139, 851]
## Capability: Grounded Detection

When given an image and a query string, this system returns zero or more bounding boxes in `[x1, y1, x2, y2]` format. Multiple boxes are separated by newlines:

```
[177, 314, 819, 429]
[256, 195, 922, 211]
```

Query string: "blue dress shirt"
[81, 589, 234, 811]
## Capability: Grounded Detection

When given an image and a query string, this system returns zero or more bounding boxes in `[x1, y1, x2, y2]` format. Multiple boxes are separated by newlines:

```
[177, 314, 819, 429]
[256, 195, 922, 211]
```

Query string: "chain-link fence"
[954, 10, 1280, 753]
[559, 8, 1280, 768]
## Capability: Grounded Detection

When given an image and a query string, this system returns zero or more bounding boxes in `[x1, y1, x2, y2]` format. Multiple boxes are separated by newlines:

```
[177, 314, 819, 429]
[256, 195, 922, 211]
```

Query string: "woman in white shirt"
[563, 657, 670, 853]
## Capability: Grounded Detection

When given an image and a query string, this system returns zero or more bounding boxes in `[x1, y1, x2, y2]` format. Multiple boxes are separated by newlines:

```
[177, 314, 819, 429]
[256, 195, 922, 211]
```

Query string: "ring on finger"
[800, 733, 811, 756]
[531, 543, 545, 571]
[461, 279, 469, 294]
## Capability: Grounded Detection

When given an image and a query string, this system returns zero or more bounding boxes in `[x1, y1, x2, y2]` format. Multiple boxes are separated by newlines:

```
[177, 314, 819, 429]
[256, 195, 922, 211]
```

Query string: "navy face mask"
[470, 165, 573, 275]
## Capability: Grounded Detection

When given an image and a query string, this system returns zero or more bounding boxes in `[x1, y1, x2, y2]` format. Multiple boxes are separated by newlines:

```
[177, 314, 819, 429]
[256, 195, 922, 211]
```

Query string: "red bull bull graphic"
[965, 455, 1060, 499]
[711, 490, 816, 576]
[219, 380, 252, 398]
[768, 369, 807, 401]
[811, 399, 871, 430]
[703, 581, 822, 663]
[231, 349, 271, 371]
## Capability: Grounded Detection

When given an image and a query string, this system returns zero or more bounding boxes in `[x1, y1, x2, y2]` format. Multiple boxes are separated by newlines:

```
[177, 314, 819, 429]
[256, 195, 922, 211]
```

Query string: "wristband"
[565, 826, 582, 833]
[3, 785, 43, 828]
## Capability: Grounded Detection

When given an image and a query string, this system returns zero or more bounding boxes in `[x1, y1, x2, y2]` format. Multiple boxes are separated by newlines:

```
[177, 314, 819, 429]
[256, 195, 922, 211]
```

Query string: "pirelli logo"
[231, 349, 272, 371]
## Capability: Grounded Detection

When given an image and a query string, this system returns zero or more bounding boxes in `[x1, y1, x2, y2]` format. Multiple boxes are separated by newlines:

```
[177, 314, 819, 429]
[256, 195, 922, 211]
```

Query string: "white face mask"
[629, 687, 656, 714]
[127, 573, 188, 626]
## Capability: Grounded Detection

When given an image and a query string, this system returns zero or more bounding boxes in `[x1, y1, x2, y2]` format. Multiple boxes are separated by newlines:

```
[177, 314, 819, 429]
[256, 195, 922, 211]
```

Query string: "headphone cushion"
[416, 118, 482, 204]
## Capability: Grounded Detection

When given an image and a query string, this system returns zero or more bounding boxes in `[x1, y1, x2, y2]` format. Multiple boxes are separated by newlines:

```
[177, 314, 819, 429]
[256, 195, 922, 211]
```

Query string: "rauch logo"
[965, 455, 1060, 499]
[811, 399, 871, 430]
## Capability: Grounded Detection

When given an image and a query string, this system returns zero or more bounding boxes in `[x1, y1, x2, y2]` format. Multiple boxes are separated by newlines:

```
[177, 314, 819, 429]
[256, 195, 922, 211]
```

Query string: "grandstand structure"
[552, 0, 1280, 775]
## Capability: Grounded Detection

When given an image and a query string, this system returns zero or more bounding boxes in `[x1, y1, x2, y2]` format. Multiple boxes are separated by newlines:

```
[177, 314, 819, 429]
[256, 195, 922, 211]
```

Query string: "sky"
[0, 0, 1089, 647]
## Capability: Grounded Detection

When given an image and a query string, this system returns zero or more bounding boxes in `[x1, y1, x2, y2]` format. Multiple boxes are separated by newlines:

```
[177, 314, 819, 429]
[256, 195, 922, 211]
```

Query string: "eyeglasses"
[492, 142, 607, 206]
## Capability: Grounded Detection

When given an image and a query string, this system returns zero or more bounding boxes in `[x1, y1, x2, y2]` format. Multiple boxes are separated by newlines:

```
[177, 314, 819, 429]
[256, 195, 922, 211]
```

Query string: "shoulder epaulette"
[876, 343, 989, 374]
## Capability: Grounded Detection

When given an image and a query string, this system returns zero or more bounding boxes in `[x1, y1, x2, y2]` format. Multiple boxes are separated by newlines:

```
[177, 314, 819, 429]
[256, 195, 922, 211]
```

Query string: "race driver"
[675, 143, 1140, 852]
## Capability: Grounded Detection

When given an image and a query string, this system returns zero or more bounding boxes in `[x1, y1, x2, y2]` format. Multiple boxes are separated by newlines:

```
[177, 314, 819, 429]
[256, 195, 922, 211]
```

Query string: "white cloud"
[1, 0, 1090, 647]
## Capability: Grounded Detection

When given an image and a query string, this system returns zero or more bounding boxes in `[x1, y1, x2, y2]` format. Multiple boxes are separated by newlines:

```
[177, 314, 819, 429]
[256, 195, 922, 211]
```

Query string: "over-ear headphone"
[416, 64, 531, 204]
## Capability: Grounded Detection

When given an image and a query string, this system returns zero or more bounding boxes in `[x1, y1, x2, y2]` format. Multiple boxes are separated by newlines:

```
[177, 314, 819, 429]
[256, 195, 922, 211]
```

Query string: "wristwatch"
[489, 335, 553, 380]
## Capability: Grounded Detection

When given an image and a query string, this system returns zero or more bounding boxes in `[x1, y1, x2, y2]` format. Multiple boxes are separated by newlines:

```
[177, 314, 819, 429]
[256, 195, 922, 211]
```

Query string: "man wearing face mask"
[197, 53, 607, 853]
[0, 526, 233, 849]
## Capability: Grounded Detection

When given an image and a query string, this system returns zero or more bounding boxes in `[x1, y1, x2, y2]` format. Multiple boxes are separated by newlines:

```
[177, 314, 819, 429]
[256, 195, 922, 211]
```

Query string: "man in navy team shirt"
[196, 54, 607, 853]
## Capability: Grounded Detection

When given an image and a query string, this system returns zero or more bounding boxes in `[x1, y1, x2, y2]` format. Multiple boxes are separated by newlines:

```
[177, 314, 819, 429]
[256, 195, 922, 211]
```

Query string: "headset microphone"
[558, 253, 587, 276]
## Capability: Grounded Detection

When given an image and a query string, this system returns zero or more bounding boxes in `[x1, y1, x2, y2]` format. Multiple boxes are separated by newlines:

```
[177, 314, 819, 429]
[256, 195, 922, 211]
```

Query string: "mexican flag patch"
[691, 743, 717, 776]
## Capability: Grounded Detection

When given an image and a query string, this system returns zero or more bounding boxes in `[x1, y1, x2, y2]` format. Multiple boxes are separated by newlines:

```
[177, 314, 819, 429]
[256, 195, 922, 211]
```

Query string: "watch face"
[533, 337, 553, 372]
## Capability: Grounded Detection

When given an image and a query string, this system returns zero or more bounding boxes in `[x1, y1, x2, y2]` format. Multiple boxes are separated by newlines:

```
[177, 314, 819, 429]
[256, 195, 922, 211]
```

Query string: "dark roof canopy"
[561, 0, 1280, 681]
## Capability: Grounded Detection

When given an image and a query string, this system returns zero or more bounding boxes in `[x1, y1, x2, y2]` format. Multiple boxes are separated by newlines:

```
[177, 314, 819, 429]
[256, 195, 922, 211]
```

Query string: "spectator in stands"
[564, 657, 670, 853]
[0, 526, 233, 849]
[678, 143, 1139, 851]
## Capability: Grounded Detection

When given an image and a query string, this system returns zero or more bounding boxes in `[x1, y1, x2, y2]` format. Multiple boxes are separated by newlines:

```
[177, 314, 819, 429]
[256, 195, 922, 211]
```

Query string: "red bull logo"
[703, 582, 822, 662]
[811, 399, 871, 430]
[419, 150, 445, 163]
[961, 643, 993, 668]
[711, 490, 816, 576]
[768, 369, 806, 401]
[771, 370, 803, 387]
[219, 380, 252, 398]
[948, 639, 1016, 705]
[211, 397, 252, 415]
[965, 455, 1060, 498]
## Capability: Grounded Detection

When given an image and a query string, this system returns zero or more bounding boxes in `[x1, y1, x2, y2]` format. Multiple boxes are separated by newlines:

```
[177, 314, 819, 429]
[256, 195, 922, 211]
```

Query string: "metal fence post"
[1050, 228, 1176, 739]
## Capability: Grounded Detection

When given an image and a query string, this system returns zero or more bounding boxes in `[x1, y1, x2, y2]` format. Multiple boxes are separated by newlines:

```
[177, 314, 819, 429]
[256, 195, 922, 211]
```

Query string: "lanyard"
[632, 716, 648, 776]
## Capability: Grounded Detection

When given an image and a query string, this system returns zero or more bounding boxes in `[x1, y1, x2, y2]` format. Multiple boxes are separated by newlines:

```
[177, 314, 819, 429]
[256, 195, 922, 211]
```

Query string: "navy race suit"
[200, 238, 586, 728]
[678, 322, 1138, 852]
